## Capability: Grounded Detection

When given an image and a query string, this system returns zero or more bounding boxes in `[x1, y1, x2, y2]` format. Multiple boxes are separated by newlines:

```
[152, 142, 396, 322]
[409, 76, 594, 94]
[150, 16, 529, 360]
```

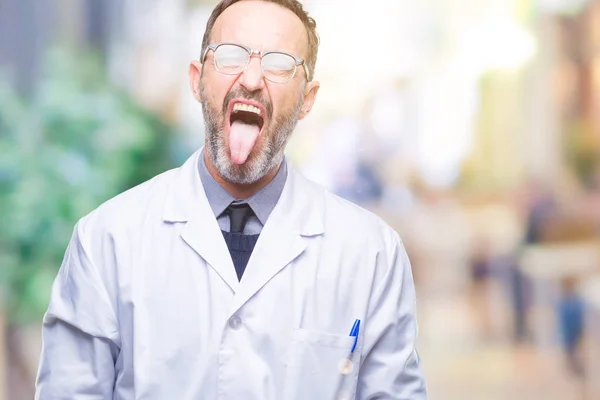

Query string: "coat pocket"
[282, 329, 362, 400]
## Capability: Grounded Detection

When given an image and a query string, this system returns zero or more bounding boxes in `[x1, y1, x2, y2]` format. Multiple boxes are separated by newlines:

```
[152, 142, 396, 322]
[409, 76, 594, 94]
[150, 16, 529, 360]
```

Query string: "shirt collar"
[198, 150, 287, 226]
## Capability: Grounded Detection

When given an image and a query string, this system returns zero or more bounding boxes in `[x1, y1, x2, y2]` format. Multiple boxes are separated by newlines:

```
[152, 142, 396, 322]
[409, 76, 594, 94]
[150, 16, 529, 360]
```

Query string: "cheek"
[203, 73, 237, 111]
[268, 86, 303, 117]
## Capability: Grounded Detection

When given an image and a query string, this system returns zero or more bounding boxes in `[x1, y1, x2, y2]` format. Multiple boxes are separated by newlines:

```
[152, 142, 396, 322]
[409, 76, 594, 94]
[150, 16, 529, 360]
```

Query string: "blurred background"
[1, 0, 600, 398]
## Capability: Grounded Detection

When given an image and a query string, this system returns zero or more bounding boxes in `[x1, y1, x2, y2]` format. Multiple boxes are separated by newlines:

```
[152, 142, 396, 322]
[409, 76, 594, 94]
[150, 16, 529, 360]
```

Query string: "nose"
[238, 56, 265, 92]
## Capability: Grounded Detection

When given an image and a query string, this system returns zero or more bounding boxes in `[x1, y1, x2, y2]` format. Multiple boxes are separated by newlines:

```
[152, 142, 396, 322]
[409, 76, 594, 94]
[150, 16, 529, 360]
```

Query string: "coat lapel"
[180, 219, 239, 293]
[163, 150, 325, 308]
[163, 149, 240, 293]
[230, 161, 324, 313]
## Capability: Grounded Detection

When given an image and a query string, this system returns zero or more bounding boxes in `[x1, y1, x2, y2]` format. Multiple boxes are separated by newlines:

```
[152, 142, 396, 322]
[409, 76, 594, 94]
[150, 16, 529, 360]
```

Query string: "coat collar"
[163, 148, 324, 236]
[163, 148, 324, 299]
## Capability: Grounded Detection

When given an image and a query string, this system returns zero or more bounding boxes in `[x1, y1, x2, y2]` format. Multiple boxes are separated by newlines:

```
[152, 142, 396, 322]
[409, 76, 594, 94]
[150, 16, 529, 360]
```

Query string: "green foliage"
[0, 48, 178, 324]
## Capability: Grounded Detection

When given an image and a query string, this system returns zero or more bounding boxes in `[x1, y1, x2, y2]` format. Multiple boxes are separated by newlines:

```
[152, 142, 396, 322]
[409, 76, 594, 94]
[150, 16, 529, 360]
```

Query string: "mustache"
[222, 88, 273, 120]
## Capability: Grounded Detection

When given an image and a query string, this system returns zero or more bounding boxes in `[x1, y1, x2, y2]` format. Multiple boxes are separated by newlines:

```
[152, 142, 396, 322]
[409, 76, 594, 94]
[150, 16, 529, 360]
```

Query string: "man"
[35, 0, 427, 398]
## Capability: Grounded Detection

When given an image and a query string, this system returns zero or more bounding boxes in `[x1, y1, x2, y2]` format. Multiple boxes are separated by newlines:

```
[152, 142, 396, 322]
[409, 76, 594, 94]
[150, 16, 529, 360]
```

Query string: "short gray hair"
[201, 0, 320, 81]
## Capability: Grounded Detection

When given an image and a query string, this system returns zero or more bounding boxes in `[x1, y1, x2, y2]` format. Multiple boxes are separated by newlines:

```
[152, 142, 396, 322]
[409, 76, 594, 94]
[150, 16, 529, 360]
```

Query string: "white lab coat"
[35, 148, 427, 399]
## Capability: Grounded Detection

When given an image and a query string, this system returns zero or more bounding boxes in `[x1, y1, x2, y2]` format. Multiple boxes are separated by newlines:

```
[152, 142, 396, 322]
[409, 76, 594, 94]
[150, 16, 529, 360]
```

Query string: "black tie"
[227, 203, 254, 233]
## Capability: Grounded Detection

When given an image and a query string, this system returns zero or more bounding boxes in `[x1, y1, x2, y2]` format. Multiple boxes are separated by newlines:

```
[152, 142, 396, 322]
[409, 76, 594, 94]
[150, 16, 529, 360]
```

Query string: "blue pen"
[349, 319, 360, 353]
[339, 319, 361, 375]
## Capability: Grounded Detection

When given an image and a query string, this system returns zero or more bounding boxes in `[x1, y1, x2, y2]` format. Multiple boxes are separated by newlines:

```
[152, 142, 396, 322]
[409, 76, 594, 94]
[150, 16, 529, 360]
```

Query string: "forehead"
[211, 1, 308, 56]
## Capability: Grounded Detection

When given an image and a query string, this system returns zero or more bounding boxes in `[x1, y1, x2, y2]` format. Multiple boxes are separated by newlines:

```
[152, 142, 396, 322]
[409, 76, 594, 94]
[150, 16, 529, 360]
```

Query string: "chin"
[214, 145, 272, 185]
[204, 117, 291, 186]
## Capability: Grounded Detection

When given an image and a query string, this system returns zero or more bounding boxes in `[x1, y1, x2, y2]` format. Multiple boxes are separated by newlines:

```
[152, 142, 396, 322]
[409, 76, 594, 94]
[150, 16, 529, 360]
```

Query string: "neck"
[204, 151, 280, 199]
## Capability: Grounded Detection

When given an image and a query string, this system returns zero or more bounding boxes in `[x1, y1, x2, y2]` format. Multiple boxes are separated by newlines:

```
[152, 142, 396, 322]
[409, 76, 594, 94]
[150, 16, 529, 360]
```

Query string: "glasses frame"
[201, 42, 310, 84]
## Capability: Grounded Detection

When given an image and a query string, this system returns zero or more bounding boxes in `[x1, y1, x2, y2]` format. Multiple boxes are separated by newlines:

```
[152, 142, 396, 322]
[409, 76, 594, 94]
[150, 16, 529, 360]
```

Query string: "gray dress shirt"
[198, 150, 287, 234]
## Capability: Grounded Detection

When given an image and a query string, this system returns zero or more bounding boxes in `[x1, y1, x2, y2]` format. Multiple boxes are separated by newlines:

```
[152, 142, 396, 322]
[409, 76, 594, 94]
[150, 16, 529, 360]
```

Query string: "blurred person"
[468, 237, 495, 340]
[557, 277, 585, 377]
[335, 157, 385, 205]
[523, 180, 556, 244]
[34, 1, 427, 399]
[509, 180, 557, 343]
[469, 238, 491, 284]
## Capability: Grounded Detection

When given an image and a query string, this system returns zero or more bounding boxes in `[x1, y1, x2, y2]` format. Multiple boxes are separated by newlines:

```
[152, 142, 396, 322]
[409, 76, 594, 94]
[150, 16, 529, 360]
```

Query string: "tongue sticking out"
[229, 120, 260, 165]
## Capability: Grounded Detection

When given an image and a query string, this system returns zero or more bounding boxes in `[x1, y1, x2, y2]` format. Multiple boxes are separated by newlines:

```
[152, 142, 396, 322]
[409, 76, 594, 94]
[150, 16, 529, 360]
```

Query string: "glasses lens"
[214, 44, 249, 74]
[262, 52, 296, 83]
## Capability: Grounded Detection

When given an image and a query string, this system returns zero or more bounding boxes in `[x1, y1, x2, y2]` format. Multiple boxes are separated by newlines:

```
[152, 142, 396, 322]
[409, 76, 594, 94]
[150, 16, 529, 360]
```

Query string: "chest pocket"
[281, 329, 363, 400]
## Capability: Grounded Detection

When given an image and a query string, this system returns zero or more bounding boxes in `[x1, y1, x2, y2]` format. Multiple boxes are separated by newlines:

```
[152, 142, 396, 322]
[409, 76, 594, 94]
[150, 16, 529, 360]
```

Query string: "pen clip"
[349, 319, 360, 353]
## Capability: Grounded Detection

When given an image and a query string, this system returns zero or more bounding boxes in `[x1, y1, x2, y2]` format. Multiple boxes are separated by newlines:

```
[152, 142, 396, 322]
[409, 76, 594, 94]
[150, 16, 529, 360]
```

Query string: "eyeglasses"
[201, 42, 309, 84]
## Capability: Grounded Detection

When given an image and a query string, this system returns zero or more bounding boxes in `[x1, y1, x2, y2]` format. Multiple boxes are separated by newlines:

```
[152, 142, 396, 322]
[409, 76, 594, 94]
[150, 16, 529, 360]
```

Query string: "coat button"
[228, 315, 242, 330]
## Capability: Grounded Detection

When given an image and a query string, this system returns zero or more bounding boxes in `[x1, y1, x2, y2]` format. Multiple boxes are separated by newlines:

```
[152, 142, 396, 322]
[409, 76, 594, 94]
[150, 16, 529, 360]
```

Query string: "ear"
[189, 60, 204, 103]
[298, 80, 320, 120]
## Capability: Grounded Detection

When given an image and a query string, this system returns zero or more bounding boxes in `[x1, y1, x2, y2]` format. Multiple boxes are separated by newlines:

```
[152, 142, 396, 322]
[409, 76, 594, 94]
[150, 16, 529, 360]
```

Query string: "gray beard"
[200, 85, 303, 185]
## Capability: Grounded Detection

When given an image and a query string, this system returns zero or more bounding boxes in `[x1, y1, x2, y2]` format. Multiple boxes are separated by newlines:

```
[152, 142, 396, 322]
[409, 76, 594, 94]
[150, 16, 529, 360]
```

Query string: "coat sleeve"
[35, 218, 120, 400]
[356, 229, 427, 399]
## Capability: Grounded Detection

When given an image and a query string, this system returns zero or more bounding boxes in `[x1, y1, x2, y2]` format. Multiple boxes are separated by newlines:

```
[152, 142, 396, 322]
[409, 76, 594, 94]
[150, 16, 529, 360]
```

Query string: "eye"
[262, 53, 296, 83]
[262, 53, 295, 72]
[214, 44, 249, 73]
